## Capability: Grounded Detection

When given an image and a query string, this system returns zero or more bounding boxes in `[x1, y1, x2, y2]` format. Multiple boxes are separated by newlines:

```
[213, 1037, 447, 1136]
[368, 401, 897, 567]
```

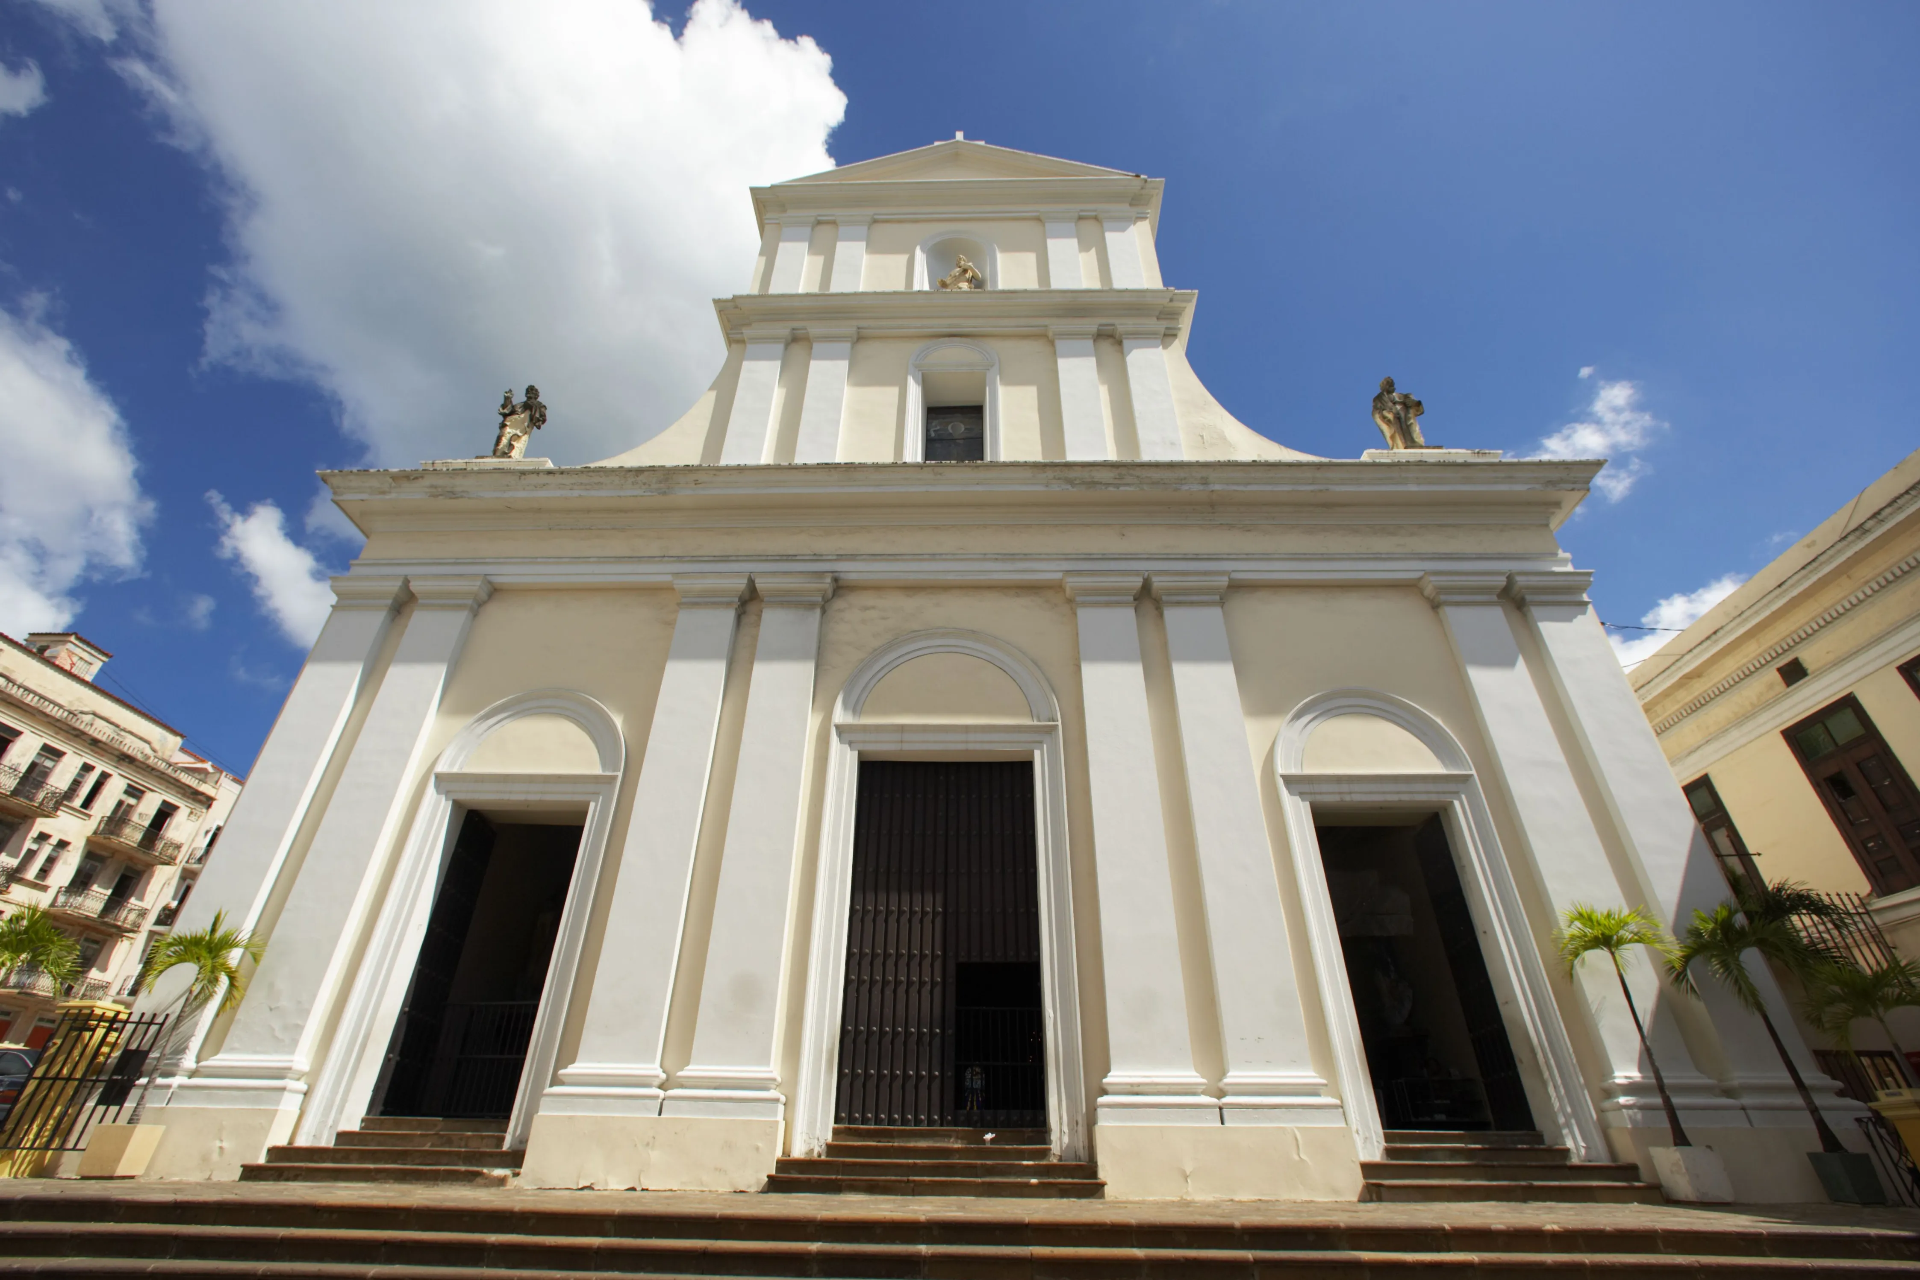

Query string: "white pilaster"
[1103, 214, 1147, 288]
[544, 575, 751, 1118]
[1050, 325, 1108, 461]
[138, 576, 408, 1054]
[1120, 326, 1183, 460]
[1502, 572, 1811, 1119]
[1064, 574, 1212, 1123]
[187, 575, 493, 1110]
[664, 572, 835, 1120]
[1045, 217, 1085, 289]
[827, 217, 869, 292]
[718, 327, 790, 465]
[1419, 573, 1683, 1108]
[1149, 573, 1342, 1125]
[767, 216, 813, 294]
[793, 327, 855, 464]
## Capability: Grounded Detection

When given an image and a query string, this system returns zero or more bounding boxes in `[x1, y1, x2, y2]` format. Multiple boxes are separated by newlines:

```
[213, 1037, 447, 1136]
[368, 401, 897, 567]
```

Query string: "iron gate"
[0, 1007, 169, 1153]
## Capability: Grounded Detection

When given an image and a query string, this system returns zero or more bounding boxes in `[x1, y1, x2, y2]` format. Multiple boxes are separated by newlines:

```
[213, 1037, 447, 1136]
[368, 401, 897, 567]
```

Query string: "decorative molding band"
[1148, 572, 1229, 606]
[1503, 570, 1595, 608]
[406, 575, 494, 610]
[328, 575, 409, 610]
[670, 573, 752, 608]
[752, 572, 836, 606]
[1420, 572, 1511, 607]
[1650, 550, 1920, 736]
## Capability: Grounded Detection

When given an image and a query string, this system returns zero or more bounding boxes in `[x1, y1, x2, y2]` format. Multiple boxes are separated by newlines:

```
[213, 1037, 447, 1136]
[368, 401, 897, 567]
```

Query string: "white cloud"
[1609, 573, 1747, 668]
[181, 592, 215, 631]
[26, 0, 121, 43]
[1577, 365, 1595, 379]
[207, 493, 333, 647]
[0, 299, 150, 634]
[1530, 377, 1664, 502]
[126, 0, 845, 468]
[0, 60, 47, 118]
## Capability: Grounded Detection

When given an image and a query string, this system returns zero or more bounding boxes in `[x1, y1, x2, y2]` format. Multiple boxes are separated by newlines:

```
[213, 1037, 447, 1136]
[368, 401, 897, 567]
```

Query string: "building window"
[79, 771, 110, 811]
[106, 785, 145, 823]
[60, 763, 95, 807]
[1684, 775, 1763, 892]
[18, 832, 48, 876]
[0, 722, 16, 760]
[18, 745, 63, 792]
[64, 852, 102, 892]
[35, 840, 70, 882]
[925, 406, 986, 462]
[1785, 696, 1920, 896]
[1778, 658, 1809, 687]
[1901, 653, 1920, 700]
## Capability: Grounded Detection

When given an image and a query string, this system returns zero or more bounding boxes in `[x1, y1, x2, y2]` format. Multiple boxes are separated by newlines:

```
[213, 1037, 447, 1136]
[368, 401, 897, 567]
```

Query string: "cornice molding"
[713, 289, 1193, 343]
[753, 572, 836, 606]
[1420, 572, 1512, 607]
[1503, 570, 1595, 608]
[1648, 549, 1920, 737]
[670, 573, 752, 608]
[750, 175, 1163, 231]
[1061, 572, 1144, 607]
[1149, 572, 1230, 607]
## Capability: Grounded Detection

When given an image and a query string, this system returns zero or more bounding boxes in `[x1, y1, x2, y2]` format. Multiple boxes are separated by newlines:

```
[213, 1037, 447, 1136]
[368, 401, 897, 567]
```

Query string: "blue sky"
[0, 0, 1914, 774]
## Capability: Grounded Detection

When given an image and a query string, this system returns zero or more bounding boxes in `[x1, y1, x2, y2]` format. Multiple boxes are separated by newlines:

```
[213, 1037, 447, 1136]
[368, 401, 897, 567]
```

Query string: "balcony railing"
[0, 966, 111, 1002]
[48, 887, 150, 932]
[153, 903, 180, 929]
[1794, 891, 1901, 972]
[0, 763, 63, 815]
[87, 813, 186, 865]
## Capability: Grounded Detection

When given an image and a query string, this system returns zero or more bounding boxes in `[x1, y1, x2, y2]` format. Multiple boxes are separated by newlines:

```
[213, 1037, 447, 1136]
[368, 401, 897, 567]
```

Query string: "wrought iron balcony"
[47, 886, 149, 933]
[0, 763, 63, 816]
[0, 966, 110, 1001]
[87, 813, 186, 865]
[153, 902, 179, 929]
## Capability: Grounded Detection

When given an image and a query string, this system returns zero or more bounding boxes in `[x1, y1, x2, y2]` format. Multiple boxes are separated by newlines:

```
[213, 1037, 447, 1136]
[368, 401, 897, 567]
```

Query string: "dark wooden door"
[1413, 817, 1535, 1133]
[835, 761, 1044, 1128]
[1789, 698, 1920, 895]
[373, 811, 495, 1116]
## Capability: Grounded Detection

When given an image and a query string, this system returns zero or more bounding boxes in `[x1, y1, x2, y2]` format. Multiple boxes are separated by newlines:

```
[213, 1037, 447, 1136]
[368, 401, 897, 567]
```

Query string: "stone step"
[1364, 1179, 1665, 1204]
[334, 1129, 512, 1151]
[830, 1124, 1049, 1146]
[0, 1221, 1912, 1278]
[354, 1116, 509, 1134]
[1380, 1144, 1571, 1164]
[1, 1189, 1914, 1265]
[237, 1163, 514, 1187]
[821, 1139, 1053, 1161]
[762, 1172, 1105, 1197]
[775, 1156, 1100, 1179]
[1363, 1160, 1646, 1183]
[262, 1144, 525, 1170]
[1382, 1128, 1546, 1147]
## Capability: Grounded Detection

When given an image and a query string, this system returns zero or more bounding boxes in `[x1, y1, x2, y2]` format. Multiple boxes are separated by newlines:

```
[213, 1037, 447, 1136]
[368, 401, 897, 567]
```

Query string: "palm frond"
[1556, 903, 1675, 976]
[140, 910, 263, 1015]
[1802, 958, 1920, 1050]
[0, 906, 79, 984]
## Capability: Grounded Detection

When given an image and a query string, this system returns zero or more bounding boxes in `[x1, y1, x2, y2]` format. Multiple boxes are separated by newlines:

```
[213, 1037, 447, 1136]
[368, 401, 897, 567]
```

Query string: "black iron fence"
[0, 1007, 169, 1153]
[954, 1005, 1046, 1127]
[427, 1001, 538, 1119]
[1858, 1114, 1920, 1208]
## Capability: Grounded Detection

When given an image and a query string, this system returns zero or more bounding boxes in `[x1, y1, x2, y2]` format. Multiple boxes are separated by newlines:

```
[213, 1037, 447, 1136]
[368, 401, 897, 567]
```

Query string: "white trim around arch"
[903, 339, 1001, 463]
[294, 690, 626, 1151]
[1272, 689, 1606, 1163]
[790, 631, 1086, 1161]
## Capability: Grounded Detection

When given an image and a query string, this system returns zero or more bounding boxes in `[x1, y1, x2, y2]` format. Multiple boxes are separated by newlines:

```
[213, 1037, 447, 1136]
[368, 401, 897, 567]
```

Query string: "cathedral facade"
[143, 140, 1852, 1201]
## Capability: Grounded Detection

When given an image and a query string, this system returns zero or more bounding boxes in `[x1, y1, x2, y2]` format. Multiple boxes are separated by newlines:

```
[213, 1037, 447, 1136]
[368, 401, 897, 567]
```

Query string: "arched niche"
[912, 230, 998, 291]
[903, 339, 1001, 462]
[463, 713, 607, 773]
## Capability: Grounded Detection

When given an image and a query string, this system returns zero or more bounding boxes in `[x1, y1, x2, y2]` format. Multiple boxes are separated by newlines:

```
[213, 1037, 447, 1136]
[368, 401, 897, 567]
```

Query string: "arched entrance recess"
[1273, 689, 1606, 1163]
[296, 689, 624, 1150]
[791, 629, 1087, 1159]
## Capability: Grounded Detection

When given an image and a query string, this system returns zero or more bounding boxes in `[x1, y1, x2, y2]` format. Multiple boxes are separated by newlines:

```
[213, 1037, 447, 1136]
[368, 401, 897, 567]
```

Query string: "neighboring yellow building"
[1631, 447, 1920, 957]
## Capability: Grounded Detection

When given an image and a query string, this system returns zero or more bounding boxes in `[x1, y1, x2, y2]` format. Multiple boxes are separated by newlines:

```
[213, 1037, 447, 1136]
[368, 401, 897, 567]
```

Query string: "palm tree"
[1558, 903, 1689, 1147]
[0, 906, 79, 988]
[129, 910, 262, 1120]
[1669, 882, 1847, 1154]
[1802, 957, 1920, 1088]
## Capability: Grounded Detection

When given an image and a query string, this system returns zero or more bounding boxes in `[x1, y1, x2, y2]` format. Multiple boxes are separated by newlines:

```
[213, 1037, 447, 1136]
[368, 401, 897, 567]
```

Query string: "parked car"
[0, 1045, 40, 1123]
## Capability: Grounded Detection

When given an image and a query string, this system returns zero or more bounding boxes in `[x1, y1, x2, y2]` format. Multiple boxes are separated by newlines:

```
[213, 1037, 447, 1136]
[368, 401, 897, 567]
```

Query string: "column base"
[519, 1112, 782, 1191]
[1601, 1119, 1870, 1203]
[1097, 1094, 1222, 1126]
[1094, 1122, 1363, 1200]
[139, 1103, 300, 1180]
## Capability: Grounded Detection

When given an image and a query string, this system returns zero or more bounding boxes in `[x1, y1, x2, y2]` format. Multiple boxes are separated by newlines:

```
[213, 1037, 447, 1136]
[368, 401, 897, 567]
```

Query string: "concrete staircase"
[1363, 1129, 1662, 1203]
[764, 1124, 1106, 1197]
[239, 1117, 521, 1187]
[1, 1181, 1916, 1277]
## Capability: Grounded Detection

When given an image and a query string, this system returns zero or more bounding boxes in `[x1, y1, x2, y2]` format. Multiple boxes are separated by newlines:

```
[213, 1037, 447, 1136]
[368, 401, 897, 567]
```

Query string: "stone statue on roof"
[1371, 377, 1434, 450]
[493, 384, 547, 459]
[937, 255, 985, 291]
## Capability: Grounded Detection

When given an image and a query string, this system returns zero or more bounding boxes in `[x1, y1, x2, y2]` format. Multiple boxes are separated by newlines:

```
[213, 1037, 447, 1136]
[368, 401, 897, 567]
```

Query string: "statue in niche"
[1371, 376, 1437, 450]
[936, 255, 985, 291]
[492, 384, 547, 458]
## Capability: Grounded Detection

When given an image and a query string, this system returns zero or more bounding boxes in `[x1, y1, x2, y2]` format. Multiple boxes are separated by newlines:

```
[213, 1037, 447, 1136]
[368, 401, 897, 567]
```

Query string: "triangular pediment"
[781, 138, 1138, 185]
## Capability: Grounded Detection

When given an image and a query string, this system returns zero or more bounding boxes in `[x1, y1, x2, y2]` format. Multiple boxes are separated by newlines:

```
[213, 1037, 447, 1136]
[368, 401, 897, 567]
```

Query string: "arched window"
[904, 339, 1000, 462]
